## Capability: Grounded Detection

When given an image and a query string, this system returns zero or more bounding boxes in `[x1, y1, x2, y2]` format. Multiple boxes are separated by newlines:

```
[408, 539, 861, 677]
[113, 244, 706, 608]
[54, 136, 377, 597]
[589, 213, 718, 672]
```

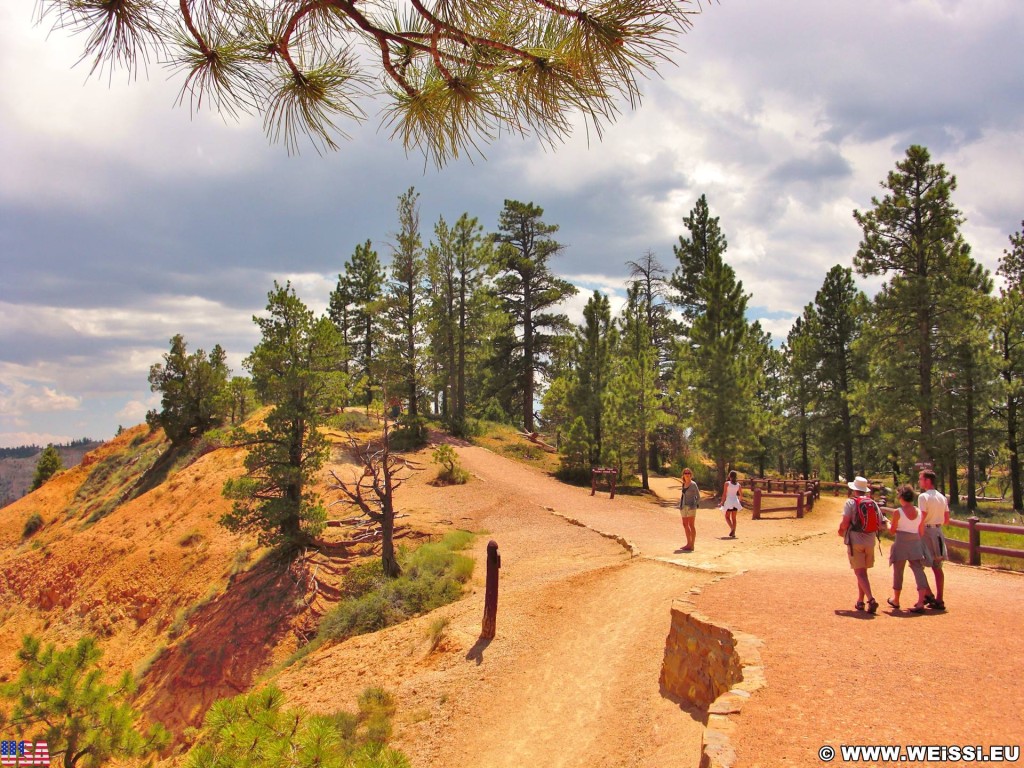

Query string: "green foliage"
[30, 444, 63, 491]
[672, 195, 758, 488]
[184, 685, 409, 768]
[0, 635, 170, 768]
[390, 414, 430, 451]
[491, 200, 578, 431]
[334, 240, 387, 404]
[147, 335, 231, 446]
[328, 410, 378, 432]
[221, 282, 348, 549]
[852, 145, 988, 474]
[381, 188, 428, 418]
[22, 513, 44, 539]
[559, 416, 592, 477]
[38, 0, 695, 163]
[317, 534, 475, 645]
[432, 444, 469, 485]
[575, 291, 613, 462]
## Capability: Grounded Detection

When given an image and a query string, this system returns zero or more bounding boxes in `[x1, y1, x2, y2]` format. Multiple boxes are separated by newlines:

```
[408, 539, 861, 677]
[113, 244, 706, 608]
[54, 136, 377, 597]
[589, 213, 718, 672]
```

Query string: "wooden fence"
[879, 509, 1024, 566]
[744, 478, 820, 499]
[750, 487, 816, 519]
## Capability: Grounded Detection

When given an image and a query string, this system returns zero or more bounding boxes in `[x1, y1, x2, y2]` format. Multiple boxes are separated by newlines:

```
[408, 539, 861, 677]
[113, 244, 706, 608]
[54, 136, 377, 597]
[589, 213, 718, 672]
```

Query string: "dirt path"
[279, 443, 1024, 768]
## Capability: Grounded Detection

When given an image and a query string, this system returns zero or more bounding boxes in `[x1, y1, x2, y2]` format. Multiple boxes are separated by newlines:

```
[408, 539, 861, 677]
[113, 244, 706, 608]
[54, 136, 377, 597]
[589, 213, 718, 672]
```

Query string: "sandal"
[855, 601, 865, 611]
[931, 600, 946, 611]
[909, 605, 926, 613]
[886, 598, 900, 611]
[867, 599, 879, 614]
[924, 594, 936, 606]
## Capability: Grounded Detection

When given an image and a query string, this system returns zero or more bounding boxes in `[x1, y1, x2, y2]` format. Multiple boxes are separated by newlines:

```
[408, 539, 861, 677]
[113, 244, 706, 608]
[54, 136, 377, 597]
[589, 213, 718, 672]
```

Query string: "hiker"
[678, 468, 700, 552]
[887, 484, 932, 614]
[918, 469, 949, 610]
[837, 476, 884, 613]
[720, 469, 742, 538]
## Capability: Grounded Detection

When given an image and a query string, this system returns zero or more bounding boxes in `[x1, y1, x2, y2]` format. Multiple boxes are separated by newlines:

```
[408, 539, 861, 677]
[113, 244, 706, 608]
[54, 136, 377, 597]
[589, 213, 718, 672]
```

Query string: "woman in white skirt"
[887, 484, 932, 613]
[720, 470, 742, 538]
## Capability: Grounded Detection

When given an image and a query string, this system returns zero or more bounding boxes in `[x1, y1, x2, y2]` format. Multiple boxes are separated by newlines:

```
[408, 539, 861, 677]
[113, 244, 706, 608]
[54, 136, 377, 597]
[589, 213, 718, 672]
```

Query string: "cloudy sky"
[2, 0, 1023, 447]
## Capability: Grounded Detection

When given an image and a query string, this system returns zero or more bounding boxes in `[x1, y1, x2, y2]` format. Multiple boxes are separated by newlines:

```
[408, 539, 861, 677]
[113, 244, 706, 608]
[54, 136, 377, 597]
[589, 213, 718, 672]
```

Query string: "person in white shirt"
[917, 469, 949, 611]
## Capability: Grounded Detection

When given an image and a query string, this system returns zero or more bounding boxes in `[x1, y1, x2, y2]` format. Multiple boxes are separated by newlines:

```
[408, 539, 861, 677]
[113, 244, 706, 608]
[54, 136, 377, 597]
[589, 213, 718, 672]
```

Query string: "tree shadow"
[658, 685, 710, 726]
[137, 551, 305, 735]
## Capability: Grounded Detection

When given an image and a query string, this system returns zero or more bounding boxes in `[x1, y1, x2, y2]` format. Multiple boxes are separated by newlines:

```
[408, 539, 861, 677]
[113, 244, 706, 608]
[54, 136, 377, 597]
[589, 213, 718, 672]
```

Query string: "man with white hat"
[838, 476, 885, 613]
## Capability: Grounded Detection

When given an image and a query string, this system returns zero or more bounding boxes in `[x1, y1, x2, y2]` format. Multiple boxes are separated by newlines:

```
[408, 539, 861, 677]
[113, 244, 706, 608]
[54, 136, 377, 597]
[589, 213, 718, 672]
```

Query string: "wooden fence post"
[481, 540, 501, 639]
[590, 469, 596, 496]
[753, 488, 762, 520]
[968, 516, 981, 566]
[796, 492, 804, 518]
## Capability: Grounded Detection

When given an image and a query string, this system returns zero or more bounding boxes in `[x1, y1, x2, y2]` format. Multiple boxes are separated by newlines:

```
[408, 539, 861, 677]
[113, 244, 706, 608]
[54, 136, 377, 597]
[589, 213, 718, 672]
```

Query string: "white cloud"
[116, 398, 154, 423]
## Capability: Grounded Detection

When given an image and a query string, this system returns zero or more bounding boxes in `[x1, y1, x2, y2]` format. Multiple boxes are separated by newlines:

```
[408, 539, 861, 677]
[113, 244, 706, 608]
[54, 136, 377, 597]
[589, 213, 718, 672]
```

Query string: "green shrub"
[390, 415, 429, 451]
[184, 685, 408, 768]
[328, 411, 377, 432]
[22, 513, 44, 539]
[317, 534, 475, 645]
[431, 444, 469, 485]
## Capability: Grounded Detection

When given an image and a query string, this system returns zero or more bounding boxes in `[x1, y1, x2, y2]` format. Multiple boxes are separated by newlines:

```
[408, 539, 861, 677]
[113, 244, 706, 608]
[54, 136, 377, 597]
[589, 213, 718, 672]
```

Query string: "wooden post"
[591, 469, 597, 496]
[796, 492, 804, 518]
[753, 488, 762, 520]
[609, 471, 617, 500]
[481, 540, 500, 639]
[968, 516, 981, 566]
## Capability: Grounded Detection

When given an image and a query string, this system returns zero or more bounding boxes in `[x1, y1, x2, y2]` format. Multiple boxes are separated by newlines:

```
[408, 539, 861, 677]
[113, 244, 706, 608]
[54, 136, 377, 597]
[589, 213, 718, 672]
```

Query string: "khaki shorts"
[680, 507, 697, 519]
[848, 543, 875, 569]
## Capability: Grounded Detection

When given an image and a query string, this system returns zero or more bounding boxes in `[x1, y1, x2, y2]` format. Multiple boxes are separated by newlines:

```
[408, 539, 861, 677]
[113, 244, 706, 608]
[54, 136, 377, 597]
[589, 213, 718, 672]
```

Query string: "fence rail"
[879, 511, 1024, 566]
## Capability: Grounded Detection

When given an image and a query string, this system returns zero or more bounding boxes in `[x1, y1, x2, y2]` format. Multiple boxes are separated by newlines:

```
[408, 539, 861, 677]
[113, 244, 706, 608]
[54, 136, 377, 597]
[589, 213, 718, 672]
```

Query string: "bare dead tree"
[327, 417, 420, 577]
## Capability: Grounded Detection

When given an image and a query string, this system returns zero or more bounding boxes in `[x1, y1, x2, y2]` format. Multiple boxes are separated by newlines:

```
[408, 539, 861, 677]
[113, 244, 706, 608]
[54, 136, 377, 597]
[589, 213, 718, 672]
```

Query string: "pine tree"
[559, 416, 592, 478]
[605, 285, 660, 488]
[806, 266, 868, 481]
[575, 291, 613, 463]
[146, 335, 231, 445]
[784, 315, 817, 479]
[745, 322, 783, 478]
[222, 282, 348, 548]
[492, 200, 578, 431]
[853, 145, 971, 467]
[670, 194, 727, 328]
[995, 222, 1024, 511]
[343, 240, 386, 405]
[30, 444, 63, 491]
[673, 196, 755, 488]
[38, 0, 695, 164]
[383, 188, 427, 417]
[0, 635, 170, 768]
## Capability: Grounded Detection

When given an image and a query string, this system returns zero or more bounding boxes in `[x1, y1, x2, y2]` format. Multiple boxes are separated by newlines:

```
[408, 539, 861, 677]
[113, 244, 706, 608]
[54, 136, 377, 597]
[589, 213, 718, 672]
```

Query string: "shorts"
[680, 507, 697, 519]
[923, 527, 946, 566]
[848, 543, 875, 569]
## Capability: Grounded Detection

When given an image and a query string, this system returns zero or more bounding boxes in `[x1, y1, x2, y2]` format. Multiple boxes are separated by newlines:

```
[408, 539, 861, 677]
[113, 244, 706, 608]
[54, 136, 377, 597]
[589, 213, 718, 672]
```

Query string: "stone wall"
[660, 598, 766, 768]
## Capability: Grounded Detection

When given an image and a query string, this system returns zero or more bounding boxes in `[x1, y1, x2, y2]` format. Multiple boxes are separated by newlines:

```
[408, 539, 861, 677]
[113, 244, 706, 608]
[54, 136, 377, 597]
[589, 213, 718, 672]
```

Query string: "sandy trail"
[281, 441, 1024, 768]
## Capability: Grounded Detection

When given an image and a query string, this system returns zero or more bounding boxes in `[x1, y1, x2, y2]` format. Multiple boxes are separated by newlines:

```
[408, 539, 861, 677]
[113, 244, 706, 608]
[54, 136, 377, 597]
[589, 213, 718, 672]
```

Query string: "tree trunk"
[380, 459, 401, 578]
[457, 272, 467, 432]
[965, 361, 977, 510]
[1004, 338, 1023, 511]
[639, 430, 649, 490]
[948, 461, 960, 508]
[523, 300, 534, 432]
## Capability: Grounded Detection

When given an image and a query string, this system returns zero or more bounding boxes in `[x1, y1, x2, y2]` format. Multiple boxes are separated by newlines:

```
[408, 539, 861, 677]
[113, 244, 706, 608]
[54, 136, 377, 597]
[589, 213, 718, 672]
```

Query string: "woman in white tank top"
[720, 470, 742, 538]
[887, 484, 931, 613]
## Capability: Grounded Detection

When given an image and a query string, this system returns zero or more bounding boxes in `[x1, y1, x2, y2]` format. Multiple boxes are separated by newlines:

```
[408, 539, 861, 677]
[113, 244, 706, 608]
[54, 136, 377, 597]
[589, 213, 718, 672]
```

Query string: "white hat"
[847, 476, 871, 493]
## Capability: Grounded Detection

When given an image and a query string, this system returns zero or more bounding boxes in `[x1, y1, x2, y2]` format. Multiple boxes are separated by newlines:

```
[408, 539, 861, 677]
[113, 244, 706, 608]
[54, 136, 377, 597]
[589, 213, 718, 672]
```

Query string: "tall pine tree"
[491, 200, 577, 431]
[996, 222, 1024, 511]
[672, 196, 755, 488]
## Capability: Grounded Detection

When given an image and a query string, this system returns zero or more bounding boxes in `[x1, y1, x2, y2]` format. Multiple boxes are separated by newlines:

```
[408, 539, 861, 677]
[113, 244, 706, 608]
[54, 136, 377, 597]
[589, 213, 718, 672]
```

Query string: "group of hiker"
[838, 469, 949, 614]
[675, 468, 743, 552]
[676, 467, 952, 615]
